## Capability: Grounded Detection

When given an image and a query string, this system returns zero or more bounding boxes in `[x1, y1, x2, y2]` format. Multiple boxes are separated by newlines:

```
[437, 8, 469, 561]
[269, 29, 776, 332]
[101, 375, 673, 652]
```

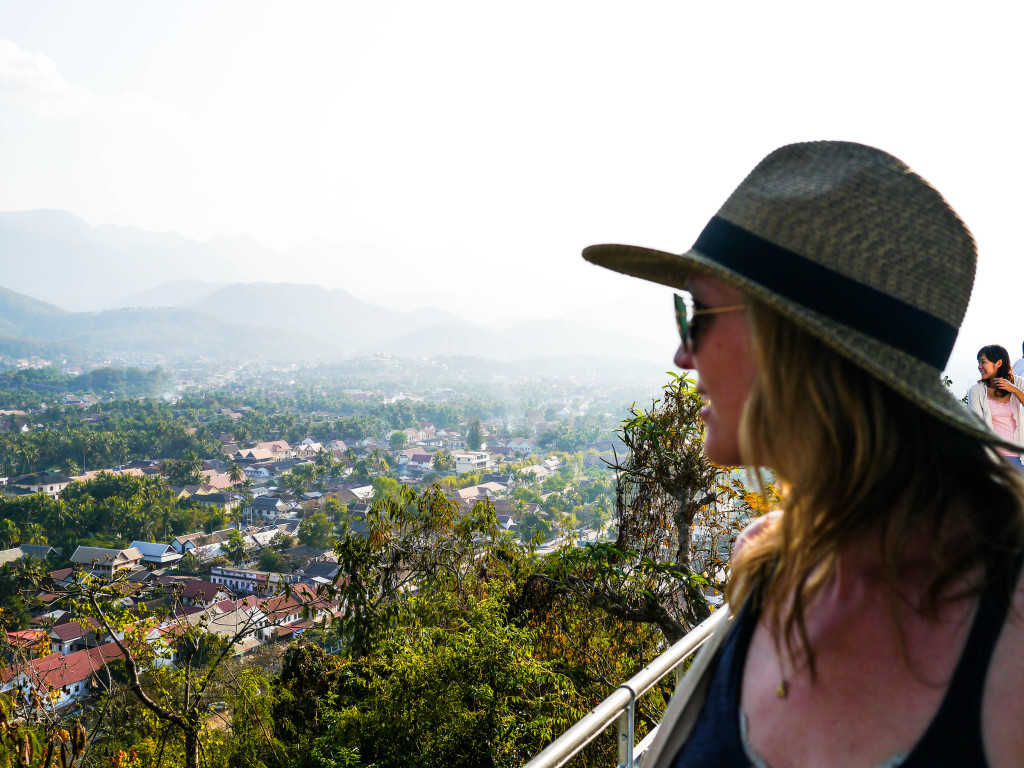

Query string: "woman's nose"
[675, 343, 695, 370]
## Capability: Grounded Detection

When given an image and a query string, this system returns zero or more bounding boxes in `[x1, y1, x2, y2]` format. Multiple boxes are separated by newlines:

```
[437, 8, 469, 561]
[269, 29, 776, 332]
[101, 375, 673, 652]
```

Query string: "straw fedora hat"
[583, 140, 1005, 447]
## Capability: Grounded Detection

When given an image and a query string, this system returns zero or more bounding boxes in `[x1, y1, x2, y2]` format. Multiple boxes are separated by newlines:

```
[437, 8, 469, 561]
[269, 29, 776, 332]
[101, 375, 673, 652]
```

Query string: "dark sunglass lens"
[674, 294, 687, 341]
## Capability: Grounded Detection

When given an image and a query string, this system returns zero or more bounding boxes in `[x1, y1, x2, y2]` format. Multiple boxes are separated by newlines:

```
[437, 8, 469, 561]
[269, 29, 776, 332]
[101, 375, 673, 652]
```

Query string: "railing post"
[616, 684, 636, 768]
[522, 610, 727, 768]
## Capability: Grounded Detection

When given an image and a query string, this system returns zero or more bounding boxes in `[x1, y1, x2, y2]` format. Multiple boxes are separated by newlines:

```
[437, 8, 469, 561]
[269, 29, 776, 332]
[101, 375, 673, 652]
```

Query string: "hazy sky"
[1, 2, 1021, 389]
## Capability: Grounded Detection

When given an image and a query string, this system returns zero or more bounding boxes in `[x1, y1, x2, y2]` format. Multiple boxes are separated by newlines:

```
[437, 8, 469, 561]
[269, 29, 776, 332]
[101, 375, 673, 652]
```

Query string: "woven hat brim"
[583, 242, 1024, 454]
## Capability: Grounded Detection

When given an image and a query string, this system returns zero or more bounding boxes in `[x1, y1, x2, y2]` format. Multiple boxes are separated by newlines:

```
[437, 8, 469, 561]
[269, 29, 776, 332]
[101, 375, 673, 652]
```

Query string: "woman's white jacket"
[967, 375, 1024, 445]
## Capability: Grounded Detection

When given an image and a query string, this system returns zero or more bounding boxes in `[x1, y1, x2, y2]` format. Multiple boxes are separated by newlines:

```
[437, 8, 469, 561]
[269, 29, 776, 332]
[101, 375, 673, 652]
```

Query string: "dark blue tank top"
[672, 561, 1022, 768]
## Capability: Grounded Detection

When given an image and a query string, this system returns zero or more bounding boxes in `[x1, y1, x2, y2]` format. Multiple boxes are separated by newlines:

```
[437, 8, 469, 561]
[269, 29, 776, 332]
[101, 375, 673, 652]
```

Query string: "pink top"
[989, 397, 1018, 456]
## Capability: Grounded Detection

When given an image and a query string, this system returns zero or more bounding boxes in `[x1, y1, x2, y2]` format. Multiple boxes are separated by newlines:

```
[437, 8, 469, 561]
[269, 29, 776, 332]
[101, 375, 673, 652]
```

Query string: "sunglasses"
[674, 293, 746, 354]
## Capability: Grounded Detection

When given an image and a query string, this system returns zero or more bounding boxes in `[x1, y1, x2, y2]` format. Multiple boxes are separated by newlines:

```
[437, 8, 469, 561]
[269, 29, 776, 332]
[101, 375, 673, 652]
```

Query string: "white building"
[129, 541, 183, 566]
[453, 451, 494, 475]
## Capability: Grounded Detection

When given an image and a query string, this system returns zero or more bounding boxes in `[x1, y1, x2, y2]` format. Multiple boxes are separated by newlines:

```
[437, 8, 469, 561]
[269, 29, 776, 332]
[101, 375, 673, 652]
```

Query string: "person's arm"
[994, 377, 1024, 406]
[967, 383, 986, 417]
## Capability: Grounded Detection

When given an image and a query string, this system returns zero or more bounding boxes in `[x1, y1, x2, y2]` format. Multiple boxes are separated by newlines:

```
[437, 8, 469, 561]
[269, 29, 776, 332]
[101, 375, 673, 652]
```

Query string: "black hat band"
[693, 216, 957, 370]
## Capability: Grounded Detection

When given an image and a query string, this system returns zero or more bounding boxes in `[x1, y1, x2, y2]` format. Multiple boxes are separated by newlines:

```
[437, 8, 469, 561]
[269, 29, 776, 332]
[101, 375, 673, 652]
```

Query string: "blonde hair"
[728, 300, 1024, 671]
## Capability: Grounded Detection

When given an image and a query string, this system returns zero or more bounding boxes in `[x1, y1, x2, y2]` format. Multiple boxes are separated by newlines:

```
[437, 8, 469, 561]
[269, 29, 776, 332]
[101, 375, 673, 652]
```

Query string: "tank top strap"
[901, 552, 1024, 767]
[669, 600, 758, 767]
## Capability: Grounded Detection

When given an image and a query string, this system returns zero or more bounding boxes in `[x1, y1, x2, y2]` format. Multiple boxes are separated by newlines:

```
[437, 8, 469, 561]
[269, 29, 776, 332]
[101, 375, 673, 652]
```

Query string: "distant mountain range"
[0, 209, 672, 367]
[0, 286, 324, 363]
[0, 210, 238, 312]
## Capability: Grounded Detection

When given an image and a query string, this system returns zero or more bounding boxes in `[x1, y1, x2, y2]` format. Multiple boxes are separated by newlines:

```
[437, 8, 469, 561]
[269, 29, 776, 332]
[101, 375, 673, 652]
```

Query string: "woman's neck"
[988, 382, 1011, 398]
[827, 524, 976, 611]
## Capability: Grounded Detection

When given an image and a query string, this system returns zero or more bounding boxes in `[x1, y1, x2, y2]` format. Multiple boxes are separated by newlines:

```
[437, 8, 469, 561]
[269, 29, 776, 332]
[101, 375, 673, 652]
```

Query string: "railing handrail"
[524, 608, 728, 768]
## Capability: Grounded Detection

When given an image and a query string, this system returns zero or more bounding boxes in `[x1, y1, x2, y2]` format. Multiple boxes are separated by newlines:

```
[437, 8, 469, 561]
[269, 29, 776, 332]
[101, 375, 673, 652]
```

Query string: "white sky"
[1, 2, 1022, 390]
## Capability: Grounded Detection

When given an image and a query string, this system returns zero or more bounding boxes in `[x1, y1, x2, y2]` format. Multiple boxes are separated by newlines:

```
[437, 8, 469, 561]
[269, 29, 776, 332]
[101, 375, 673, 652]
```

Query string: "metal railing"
[523, 609, 727, 768]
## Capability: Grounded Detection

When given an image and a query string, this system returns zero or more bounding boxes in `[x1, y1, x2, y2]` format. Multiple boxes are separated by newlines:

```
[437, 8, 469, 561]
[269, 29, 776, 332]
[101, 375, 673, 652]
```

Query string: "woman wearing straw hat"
[969, 344, 1024, 470]
[583, 142, 1024, 768]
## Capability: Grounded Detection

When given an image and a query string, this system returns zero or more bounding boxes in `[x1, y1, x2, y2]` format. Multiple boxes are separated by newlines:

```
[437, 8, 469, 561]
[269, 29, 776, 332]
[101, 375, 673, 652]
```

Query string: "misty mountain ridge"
[0, 209, 671, 367]
[0, 210, 238, 311]
[0, 285, 327, 362]
[114, 280, 228, 309]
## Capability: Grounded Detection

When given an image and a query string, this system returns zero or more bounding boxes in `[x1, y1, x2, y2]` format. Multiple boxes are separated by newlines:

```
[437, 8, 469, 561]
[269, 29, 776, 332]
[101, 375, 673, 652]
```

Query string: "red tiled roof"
[257, 583, 336, 621]
[181, 580, 222, 601]
[6, 629, 47, 648]
[49, 619, 101, 643]
[3, 643, 124, 688]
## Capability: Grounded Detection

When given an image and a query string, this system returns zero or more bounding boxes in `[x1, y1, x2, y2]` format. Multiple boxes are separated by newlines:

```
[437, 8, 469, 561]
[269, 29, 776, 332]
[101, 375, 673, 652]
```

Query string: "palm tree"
[591, 496, 612, 537]
[280, 470, 306, 498]
[71, 431, 91, 473]
[367, 448, 389, 476]
[239, 477, 254, 501]
[59, 458, 81, 477]
[223, 530, 251, 565]
[0, 518, 20, 548]
[168, 450, 203, 486]
[315, 448, 336, 474]
[432, 450, 455, 473]
[20, 522, 47, 546]
[294, 462, 319, 494]
[228, 462, 244, 485]
[43, 497, 72, 542]
[16, 443, 38, 475]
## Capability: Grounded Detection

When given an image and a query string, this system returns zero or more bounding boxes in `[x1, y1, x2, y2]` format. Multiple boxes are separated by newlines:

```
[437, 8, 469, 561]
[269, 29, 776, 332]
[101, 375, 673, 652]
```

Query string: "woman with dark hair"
[583, 142, 1024, 767]
[969, 344, 1024, 469]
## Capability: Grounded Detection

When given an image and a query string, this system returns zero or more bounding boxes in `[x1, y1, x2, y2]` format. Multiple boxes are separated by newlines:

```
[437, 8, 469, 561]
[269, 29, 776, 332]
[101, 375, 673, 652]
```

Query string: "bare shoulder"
[984, 562, 1024, 768]
[734, 509, 782, 558]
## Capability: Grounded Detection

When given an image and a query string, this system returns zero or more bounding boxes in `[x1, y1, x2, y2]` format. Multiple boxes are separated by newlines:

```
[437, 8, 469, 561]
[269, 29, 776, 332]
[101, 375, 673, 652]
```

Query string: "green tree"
[0, 695, 54, 768]
[371, 476, 400, 504]
[315, 447, 338, 476]
[239, 477, 255, 504]
[166, 450, 202, 486]
[323, 497, 344, 522]
[271, 532, 295, 551]
[518, 508, 553, 544]
[258, 548, 291, 573]
[0, 519, 19, 548]
[544, 373, 768, 642]
[587, 496, 613, 536]
[224, 668, 284, 768]
[223, 529, 253, 565]
[18, 522, 45, 546]
[466, 418, 483, 451]
[388, 431, 408, 450]
[431, 450, 455, 473]
[0, 564, 31, 631]
[298, 512, 333, 551]
[306, 588, 580, 768]
[283, 463, 319, 497]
